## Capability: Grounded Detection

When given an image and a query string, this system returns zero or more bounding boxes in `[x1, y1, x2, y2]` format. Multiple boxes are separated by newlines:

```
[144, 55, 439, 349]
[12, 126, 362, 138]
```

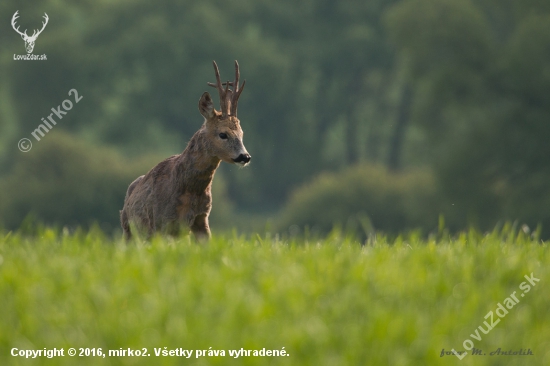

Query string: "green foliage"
[278, 164, 441, 237]
[0, 132, 144, 231]
[1, 0, 550, 233]
[385, 0, 550, 233]
[0, 227, 548, 365]
[386, 0, 492, 79]
[209, 172, 237, 231]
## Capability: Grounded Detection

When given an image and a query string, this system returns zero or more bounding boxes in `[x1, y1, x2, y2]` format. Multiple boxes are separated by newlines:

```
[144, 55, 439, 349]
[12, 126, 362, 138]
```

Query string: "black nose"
[233, 153, 251, 164]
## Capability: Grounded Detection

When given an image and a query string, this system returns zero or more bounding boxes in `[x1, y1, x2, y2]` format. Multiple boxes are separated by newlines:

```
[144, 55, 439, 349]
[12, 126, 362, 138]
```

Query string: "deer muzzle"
[233, 153, 251, 166]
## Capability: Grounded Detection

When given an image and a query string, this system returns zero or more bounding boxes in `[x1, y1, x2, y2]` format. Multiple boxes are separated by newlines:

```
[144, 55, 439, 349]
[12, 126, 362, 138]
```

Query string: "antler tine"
[26, 13, 48, 40]
[225, 81, 234, 116]
[230, 60, 246, 117]
[11, 10, 18, 25]
[11, 10, 28, 37]
[207, 61, 229, 118]
[36, 13, 49, 36]
[233, 60, 240, 94]
[207, 81, 234, 87]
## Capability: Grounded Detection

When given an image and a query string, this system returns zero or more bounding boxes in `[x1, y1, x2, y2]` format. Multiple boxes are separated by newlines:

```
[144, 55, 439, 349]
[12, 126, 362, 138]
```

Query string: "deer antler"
[30, 13, 49, 39]
[207, 61, 246, 118]
[11, 11, 28, 38]
[207, 61, 231, 118]
[11, 11, 48, 40]
[230, 60, 246, 117]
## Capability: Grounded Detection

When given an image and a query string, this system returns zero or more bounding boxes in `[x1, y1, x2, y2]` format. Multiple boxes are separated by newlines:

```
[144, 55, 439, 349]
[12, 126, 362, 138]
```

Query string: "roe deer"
[120, 61, 251, 240]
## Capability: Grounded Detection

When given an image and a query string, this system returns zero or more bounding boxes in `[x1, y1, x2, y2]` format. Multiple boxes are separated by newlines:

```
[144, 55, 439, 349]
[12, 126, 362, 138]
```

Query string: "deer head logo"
[11, 10, 49, 54]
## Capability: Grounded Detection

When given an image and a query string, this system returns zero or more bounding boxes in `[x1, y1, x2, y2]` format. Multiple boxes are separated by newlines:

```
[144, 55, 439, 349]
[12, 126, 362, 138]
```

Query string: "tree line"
[1, 0, 549, 234]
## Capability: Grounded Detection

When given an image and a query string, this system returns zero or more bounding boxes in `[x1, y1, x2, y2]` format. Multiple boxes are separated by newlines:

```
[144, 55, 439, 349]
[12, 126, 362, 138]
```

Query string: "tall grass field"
[0, 225, 548, 365]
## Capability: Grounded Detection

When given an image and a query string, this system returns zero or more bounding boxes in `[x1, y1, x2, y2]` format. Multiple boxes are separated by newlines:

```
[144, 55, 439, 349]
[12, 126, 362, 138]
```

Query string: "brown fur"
[120, 62, 250, 241]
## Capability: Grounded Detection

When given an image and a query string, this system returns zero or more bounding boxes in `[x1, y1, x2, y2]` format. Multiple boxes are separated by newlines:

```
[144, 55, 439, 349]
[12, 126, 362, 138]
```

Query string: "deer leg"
[190, 214, 211, 242]
[120, 209, 132, 240]
[120, 175, 145, 241]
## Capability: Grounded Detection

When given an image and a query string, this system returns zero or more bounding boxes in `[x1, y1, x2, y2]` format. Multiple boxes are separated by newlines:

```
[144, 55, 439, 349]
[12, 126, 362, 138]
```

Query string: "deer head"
[198, 61, 251, 166]
[11, 11, 49, 54]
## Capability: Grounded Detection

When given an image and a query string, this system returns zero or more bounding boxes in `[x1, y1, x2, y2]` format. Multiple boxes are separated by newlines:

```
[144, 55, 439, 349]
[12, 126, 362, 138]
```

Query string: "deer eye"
[219, 133, 228, 140]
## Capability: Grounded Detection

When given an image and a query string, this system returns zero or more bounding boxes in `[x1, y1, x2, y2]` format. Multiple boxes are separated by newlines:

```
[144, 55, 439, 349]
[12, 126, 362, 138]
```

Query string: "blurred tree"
[385, 0, 550, 231]
[278, 164, 440, 237]
[0, 132, 145, 231]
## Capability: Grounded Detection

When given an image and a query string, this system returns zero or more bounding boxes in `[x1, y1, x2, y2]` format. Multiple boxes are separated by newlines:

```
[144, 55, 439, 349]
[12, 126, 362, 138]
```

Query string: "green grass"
[0, 225, 548, 365]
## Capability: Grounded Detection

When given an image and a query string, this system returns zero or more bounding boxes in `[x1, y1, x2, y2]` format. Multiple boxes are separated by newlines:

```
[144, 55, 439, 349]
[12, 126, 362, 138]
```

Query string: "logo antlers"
[11, 10, 49, 54]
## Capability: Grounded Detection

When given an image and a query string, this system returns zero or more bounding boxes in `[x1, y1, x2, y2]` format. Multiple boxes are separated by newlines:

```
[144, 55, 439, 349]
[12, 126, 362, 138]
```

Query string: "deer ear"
[198, 92, 215, 119]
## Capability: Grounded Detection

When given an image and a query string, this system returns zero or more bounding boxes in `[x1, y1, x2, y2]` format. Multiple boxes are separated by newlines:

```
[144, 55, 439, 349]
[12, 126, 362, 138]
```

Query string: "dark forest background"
[1, 0, 550, 237]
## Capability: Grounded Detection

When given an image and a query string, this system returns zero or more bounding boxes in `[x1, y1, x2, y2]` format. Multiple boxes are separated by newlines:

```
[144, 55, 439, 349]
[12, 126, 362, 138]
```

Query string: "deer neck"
[175, 128, 220, 195]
